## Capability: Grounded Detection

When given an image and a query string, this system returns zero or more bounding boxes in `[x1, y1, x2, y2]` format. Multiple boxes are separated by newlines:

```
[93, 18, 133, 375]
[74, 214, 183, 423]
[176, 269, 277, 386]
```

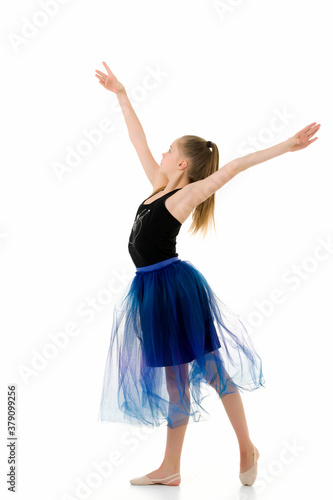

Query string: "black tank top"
[128, 188, 183, 267]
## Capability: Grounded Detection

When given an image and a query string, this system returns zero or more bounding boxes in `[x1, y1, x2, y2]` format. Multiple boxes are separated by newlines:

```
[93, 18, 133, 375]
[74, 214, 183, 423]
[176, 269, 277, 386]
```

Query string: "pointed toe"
[239, 463, 257, 486]
[239, 447, 259, 486]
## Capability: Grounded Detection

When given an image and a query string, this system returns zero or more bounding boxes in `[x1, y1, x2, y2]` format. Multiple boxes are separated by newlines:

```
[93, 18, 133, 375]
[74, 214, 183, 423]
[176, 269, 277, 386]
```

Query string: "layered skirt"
[98, 257, 265, 429]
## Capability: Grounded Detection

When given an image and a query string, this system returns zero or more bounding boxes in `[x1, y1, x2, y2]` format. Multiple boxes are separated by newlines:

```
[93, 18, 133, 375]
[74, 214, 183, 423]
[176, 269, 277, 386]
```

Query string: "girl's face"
[160, 140, 180, 171]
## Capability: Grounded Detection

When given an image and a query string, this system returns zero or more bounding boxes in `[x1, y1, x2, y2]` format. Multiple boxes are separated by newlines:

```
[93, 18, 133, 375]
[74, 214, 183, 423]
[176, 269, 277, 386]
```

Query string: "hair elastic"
[207, 141, 212, 148]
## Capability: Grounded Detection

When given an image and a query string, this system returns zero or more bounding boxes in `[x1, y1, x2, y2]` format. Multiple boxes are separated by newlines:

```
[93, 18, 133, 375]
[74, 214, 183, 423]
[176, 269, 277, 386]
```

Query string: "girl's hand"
[287, 122, 321, 152]
[95, 62, 125, 93]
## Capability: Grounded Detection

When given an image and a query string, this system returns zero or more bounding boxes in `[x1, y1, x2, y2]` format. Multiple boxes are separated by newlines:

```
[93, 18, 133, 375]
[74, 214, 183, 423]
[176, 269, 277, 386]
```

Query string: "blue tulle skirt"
[98, 257, 265, 429]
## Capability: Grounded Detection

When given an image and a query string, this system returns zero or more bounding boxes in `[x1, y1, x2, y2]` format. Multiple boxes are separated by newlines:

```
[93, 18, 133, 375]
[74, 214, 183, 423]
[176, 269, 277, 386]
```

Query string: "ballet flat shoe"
[239, 447, 259, 486]
[130, 472, 181, 486]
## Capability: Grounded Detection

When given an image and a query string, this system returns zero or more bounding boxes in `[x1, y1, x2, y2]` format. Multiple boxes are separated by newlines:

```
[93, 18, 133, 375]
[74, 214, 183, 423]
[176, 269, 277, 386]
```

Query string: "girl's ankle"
[239, 443, 255, 454]
[161, 460, 180, 472]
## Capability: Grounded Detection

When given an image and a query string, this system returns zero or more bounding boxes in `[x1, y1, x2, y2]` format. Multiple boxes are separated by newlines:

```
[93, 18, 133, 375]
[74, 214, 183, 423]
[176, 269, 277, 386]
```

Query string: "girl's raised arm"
[234, 122, 321, 175]
[186, 122, 321, 210]
[95, 62, 164, 187]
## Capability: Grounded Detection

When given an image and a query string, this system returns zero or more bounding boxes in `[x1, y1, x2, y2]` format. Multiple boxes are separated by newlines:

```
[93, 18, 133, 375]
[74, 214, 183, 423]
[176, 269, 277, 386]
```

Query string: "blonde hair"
[149, 135, 219, 238]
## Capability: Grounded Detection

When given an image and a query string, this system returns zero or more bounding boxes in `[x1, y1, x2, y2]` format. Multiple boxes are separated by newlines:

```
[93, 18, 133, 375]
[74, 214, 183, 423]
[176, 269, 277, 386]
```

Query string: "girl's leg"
[206, 359, 259, 472]
[162, 421, 189, 470]
[220, 392, 259, 472]
[146, 363, 190, 484]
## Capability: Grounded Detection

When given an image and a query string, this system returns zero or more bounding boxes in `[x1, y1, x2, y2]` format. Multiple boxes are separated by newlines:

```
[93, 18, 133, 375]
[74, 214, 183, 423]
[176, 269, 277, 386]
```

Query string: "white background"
[1, 0, 332, 499]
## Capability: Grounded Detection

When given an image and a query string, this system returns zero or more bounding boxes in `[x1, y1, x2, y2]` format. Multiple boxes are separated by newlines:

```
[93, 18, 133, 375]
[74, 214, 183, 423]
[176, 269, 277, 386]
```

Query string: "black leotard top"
[128, 188, 183, 267]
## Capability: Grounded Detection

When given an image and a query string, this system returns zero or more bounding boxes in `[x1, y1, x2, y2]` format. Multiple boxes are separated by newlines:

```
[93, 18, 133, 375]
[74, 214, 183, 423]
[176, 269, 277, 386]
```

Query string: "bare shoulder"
[186, 161, 239, 206]
[165, 163, 239, 224]
[164, 184, 199, 225]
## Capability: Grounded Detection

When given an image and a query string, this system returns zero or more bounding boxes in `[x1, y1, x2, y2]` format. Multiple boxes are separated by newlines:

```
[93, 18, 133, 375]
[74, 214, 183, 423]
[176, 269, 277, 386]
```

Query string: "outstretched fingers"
[307, 124, 320, 138]
[102, 61, 113, 75]
[301, 122, 319, 134]
[95, 69, 107, 77]
[95, 74, 106, 87]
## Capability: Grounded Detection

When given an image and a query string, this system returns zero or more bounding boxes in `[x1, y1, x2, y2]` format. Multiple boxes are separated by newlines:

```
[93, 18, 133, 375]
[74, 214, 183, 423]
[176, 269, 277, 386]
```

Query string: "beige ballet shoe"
[130, 471, 181, 486]
[239, 447, 259, 486]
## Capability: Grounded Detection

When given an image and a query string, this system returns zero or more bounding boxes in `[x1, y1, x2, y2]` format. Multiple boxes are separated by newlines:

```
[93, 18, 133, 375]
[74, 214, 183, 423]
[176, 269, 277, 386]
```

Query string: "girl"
[95, 61, 320, 487]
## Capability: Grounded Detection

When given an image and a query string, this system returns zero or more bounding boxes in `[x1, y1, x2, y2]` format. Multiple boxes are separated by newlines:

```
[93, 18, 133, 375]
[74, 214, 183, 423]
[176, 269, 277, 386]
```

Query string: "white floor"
[85, 387, 332, 500]
[5, 370, 330, 500]
[70, 400, 329, 500]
